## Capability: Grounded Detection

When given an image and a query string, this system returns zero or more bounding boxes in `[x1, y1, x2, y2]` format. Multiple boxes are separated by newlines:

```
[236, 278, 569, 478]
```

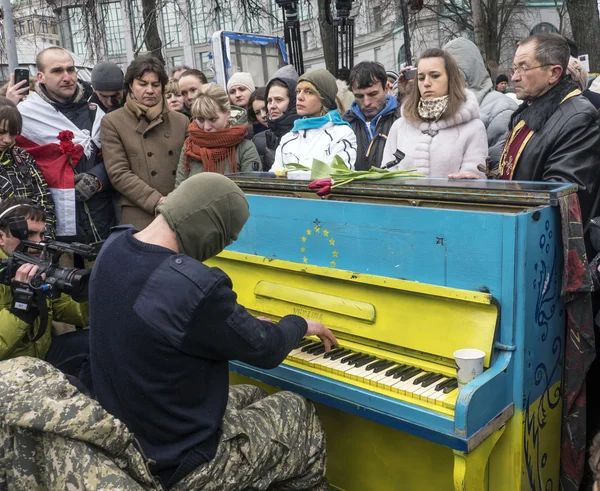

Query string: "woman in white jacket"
[272, 69, 357, 171]
[382, 48, 487, 178]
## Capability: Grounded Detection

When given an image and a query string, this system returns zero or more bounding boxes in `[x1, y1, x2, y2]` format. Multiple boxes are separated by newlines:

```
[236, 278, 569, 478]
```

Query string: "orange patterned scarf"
[184, 122, 248, 174]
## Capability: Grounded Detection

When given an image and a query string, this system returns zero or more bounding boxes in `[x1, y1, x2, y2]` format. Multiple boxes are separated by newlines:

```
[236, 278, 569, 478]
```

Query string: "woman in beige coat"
[102, 55, 188, 230]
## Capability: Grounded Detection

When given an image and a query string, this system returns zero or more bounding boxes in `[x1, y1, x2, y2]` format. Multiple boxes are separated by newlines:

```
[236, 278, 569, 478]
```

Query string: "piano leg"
[452, 425, 506, 491]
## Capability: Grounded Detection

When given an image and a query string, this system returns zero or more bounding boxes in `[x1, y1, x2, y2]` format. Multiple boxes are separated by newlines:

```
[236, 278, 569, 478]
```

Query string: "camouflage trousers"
[171, 384, 328, 491]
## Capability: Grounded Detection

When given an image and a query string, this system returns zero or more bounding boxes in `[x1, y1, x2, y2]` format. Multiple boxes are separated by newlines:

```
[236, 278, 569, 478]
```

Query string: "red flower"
[308, 178, 333, 190]
[59, 140, 76, 155]
[566, 249, 586, 292]
[316, 185, 332, 196]
[57, 130, 75, 142]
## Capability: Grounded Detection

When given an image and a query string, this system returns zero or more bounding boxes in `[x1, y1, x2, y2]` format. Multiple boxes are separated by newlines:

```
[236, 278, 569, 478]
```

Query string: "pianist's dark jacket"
[89, 226, 307, 489]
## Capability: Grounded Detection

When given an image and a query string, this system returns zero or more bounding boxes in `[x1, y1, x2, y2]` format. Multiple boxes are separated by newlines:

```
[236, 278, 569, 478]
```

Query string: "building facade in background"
[1, 0, 570, 82]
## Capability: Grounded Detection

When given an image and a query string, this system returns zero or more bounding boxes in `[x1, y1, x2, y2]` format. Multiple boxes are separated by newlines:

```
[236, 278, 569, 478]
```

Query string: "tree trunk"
[471, 0, 486, 62]
[565, 0, 600, 72]
[141, 0, 165, 64]
[317, 0, 335, 73]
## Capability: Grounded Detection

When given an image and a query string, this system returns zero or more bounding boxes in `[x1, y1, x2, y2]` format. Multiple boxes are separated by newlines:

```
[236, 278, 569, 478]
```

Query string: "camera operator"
[0, 197, 92, 394]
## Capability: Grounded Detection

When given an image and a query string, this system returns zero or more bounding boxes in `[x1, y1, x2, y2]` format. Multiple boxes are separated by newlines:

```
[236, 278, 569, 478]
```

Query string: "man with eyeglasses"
[502, 33, 600, 491]
[16, 47, 115, 251]
[500, 33, 600, 234]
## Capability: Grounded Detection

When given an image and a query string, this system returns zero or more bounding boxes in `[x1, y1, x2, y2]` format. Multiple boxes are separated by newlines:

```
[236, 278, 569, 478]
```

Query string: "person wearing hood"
[443, 37, 518, 167]
[568, 56, 600, 109]
[89, 172, 335, 490]
[253, 66, 302, 171]
[271, 69, 357, 171]
[344, 62, 402, 170]
[102, 55, 188, 230]
[382, 48, 487, 178]
[175, 83, 260, 186]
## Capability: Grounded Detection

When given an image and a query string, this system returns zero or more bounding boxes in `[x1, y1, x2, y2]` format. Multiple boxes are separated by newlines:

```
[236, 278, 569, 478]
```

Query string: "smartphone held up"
[13, 68, 30, 96]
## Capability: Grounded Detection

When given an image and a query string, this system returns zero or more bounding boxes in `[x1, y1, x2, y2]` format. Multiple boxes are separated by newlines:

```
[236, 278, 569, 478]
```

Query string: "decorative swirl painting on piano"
[205, 177, 576, 491]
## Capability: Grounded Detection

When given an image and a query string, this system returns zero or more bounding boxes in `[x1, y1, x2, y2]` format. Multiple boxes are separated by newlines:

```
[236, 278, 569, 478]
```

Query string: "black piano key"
[366, 359, 387, 371]
[301, 341, 322, 352]
[353, 355, 378, 368]
[310, 345, 327, 356]
[400, 368, 423, 381]
[340, 352, 362, 364]
[413, 372, 435, 385]
[306, 344, 325, 354]
[329, 349, 352, 361]
[392, 365, 415, 379]
[323, 347, 345, 359]
[296, 339, 313, 349]
[435, 378, 456, 391]
[443, 380, 459, 393]
[348, 354, 372, 366]
[373, 361, 396, 373]
[421, 374, 444, 387]
[385, 364, 407, 377]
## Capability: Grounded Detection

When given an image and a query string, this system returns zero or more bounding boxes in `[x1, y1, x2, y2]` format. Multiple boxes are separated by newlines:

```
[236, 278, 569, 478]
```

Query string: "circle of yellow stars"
[300, 225, 339, 268]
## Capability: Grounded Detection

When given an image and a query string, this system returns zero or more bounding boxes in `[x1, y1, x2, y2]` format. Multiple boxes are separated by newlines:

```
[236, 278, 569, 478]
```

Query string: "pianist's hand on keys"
[306, 320, 338, 352]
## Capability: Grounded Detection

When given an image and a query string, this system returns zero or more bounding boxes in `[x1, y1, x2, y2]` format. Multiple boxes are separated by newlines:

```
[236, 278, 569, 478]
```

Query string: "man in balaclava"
[89, 173, 334, 490]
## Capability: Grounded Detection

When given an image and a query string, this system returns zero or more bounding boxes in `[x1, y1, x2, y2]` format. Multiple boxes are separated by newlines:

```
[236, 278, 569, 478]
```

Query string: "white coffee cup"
[453, 348, 485, 388]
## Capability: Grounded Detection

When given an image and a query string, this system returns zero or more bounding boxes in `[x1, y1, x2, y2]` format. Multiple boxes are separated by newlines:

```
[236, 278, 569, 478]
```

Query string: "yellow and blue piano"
[206, 176, 576, 491]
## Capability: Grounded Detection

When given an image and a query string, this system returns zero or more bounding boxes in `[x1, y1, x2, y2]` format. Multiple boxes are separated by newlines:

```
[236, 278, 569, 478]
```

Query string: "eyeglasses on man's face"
[510, 64, 552, 76]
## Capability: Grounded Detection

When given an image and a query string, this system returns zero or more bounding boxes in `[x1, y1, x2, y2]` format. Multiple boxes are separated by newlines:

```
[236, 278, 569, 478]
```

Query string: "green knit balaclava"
[157, 173, 249, 262]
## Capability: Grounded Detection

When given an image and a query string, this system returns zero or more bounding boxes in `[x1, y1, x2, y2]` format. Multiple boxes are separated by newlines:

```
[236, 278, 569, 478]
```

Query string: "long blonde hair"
[402, 48, 466, 124]
[191, 83, 230, 119]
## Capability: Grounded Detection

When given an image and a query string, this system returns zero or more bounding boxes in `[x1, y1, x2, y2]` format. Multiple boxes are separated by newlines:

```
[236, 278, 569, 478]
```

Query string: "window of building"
[195, 51, 213, 78]
[102, 2, 126, 56]
[67, 7, 87, 57]
[530, 22, 558, 35]
[372, 6, 382, 30]
[161, 2, 182, 48]
[50, 22, 57, 34]
[245, 14, 262, 33]
[128, 0, 147, 52]
[18, 23, 25, 35]
[189, 0, 210, 45]
[269, 0, 283, 29]
[27, 20, 34, 33]
[40, 20, 48, 33]
[302, 30, 309, 50]
[171, 55, 183, 68]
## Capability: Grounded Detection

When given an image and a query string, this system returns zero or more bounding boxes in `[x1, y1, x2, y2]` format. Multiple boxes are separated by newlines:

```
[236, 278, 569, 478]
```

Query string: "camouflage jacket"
[0, 357, 163, 490]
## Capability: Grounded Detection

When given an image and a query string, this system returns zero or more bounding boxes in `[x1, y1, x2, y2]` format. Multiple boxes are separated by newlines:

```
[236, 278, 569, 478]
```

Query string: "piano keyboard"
[286, 338, 460, 415]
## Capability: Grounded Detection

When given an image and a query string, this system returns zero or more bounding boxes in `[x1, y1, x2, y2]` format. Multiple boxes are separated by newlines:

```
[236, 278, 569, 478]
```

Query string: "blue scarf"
[291, 110, 351, 132]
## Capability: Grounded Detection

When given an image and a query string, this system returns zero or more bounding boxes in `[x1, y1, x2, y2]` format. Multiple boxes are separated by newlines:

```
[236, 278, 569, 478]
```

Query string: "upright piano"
[205, 176, 576, 491]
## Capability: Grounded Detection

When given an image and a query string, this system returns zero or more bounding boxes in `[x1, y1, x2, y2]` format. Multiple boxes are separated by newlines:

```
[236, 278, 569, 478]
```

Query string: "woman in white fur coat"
[382, 48, 488, 179]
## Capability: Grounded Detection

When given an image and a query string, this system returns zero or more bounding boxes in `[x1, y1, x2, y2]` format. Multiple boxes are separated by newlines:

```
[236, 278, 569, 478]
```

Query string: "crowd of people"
[2, 31, 600, 490]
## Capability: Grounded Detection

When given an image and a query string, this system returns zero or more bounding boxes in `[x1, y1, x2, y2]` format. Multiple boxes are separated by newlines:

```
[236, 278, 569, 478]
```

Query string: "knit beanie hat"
[495, 74, 509, 85]
[568, 56, 588, 92]
[386, 70, 399, 82]
[91, 62, 124, 91]
[227, 72, 256, 93]
[298, 69, 338, 111]
[157, 173, 249, 263]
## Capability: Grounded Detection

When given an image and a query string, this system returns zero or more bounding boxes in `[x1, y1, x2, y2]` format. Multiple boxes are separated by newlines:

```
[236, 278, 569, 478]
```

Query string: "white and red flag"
[16, 92, 104, 237]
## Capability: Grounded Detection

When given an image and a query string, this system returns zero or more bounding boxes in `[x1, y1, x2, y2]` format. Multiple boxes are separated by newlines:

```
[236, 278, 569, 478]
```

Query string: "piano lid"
[206, 251, 499, 368]
[227, 173, 576, 208]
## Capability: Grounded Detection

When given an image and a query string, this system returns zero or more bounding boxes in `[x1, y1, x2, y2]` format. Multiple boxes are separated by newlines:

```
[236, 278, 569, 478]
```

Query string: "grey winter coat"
[443, 37, 518, 166]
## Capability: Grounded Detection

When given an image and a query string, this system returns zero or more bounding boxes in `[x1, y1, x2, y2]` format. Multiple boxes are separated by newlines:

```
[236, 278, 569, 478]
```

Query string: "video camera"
[0, 216, 103, 302]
